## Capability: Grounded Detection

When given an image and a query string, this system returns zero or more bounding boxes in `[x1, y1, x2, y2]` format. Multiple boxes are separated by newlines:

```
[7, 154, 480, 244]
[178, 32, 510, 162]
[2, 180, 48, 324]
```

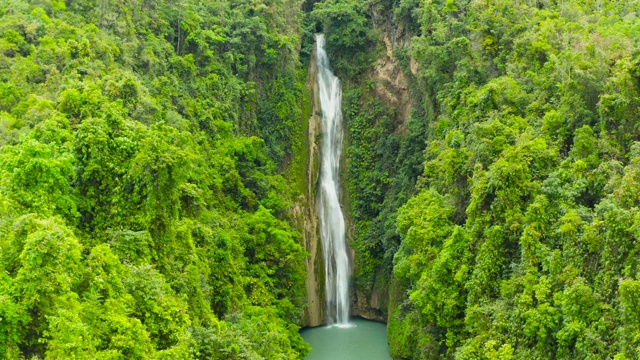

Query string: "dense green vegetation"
[0, 0, 311, 358]
[6, 0, 640, 359]
[315, 0, 640, 359]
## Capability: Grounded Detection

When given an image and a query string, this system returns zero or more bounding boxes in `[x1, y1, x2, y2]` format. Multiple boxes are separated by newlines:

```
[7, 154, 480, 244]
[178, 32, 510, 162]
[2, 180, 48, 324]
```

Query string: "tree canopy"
[5, 0, 640, 359]
[0, 0, 310, 358]
[312, 0, 640, 358]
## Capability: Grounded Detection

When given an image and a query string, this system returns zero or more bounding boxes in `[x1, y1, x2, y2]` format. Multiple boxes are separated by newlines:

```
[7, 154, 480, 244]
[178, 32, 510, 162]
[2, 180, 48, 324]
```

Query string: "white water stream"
[316, 34, 351, 326]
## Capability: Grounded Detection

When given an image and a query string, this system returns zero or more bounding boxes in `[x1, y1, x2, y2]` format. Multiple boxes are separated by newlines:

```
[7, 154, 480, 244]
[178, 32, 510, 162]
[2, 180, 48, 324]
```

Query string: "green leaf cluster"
[319, 0, 640, 358]
[391, 0, 640, 358]
[0, 0, 310, 358]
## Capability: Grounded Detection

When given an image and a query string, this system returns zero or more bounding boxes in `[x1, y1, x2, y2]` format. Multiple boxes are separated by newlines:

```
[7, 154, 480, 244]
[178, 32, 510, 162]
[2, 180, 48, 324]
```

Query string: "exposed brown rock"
[372, 34, 412, 130]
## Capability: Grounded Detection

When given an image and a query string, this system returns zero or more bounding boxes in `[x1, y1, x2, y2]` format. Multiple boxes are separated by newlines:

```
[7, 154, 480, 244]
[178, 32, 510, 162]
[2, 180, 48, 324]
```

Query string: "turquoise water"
[301, 318, 391, 360]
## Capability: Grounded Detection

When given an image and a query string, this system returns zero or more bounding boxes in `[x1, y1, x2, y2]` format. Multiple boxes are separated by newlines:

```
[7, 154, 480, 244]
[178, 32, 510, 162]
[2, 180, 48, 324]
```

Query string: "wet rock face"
[300, 47, 325, 328]
[352, 278, 388, 322]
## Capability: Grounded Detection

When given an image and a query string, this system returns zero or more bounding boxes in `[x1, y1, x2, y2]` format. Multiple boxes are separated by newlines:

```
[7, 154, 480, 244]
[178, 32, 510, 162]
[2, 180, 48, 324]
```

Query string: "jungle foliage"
[0, 0, 311, 358]
[315, 0, 640, 359]
[6, 0, 640, 358]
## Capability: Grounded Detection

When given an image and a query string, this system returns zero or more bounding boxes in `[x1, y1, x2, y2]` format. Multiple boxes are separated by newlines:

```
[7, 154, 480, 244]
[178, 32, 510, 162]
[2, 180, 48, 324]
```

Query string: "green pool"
[301, 318, 391, 360]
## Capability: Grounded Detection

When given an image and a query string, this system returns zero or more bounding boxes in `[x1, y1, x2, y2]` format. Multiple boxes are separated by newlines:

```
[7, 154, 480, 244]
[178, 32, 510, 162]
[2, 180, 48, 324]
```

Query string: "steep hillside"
[0, 0, 311, 358]
[5, 0, 640, 359]
[313, 0, 640, 359]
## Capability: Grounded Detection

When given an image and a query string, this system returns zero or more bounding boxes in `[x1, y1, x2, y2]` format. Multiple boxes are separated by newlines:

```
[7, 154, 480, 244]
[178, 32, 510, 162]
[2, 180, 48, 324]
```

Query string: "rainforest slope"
[5, 0, 640, 359]
[0, 0, 312, 358]
[314, 0, 640, 359]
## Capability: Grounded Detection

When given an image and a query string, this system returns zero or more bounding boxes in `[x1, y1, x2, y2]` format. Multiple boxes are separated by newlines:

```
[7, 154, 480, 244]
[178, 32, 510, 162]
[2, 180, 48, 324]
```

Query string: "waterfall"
[316, 34, 351, 326]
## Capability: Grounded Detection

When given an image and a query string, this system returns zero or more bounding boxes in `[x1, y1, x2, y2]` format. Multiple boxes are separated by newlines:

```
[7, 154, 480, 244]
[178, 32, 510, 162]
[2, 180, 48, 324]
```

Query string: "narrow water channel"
[301, 318, 391, 359]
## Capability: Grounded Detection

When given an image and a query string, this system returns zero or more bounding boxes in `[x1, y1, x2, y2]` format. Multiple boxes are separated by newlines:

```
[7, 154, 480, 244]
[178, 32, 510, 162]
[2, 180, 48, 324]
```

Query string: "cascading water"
[316, 34, 351, 326]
